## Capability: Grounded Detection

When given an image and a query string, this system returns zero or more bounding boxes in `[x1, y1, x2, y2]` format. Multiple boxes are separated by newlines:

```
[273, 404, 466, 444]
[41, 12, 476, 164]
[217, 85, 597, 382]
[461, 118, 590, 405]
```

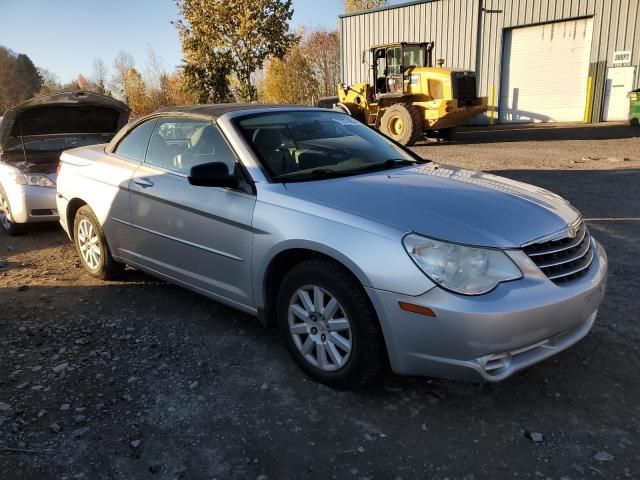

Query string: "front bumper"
[425, 97, 488, 130]
[4, 184, 58, 224]
[366, 238, 608, 382]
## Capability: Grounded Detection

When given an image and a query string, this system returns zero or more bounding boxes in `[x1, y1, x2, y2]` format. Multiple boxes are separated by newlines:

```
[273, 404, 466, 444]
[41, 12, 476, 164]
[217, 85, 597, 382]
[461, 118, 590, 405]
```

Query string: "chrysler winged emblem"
[567, 222, 578, 238]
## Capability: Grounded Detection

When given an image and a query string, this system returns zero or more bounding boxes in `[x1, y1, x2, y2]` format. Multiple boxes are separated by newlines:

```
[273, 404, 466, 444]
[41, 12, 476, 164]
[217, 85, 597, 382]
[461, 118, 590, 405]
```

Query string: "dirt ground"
[1, 123, 639, 480]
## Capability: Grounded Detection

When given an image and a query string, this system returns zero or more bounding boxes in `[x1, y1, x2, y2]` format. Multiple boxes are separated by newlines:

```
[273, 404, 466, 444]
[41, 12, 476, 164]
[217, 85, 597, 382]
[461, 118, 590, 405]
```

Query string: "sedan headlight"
[403, 234, 522, 295]
[10, 173, 56, 188]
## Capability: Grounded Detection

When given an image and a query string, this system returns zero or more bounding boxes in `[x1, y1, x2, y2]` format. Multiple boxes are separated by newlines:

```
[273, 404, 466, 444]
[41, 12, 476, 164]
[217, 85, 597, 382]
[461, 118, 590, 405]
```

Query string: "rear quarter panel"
[57, 145, 140, 255]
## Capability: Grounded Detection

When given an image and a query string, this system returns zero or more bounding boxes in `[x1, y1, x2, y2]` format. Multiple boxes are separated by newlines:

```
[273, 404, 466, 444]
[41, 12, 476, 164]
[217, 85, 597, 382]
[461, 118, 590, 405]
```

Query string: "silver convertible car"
[56, 105, 607, 389]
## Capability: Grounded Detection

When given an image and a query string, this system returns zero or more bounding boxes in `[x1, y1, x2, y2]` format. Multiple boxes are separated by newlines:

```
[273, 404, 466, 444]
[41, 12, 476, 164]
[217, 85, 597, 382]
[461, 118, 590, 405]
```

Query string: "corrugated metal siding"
[340, 0, 480, 87]
[340, 0, 640, 122]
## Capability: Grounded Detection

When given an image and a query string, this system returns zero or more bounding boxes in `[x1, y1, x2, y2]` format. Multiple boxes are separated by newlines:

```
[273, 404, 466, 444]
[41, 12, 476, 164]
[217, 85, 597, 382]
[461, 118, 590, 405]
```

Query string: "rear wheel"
[0, 186, 24, 236]
[379, 104, 423, 146]
[438, 127, 458, 142]
[277, 259, 384, 389]
[73, 205, 124, 279]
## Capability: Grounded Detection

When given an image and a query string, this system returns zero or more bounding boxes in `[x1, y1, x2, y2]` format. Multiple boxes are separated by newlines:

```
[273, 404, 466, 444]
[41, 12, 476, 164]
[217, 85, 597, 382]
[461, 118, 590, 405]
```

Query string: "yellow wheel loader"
[318, 42, 487, 146]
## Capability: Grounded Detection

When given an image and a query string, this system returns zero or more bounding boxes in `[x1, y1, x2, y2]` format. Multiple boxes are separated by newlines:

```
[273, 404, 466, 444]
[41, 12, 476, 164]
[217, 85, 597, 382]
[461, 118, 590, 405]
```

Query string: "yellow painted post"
[489, 84, 496, 125]
[584, 76, 593, 123]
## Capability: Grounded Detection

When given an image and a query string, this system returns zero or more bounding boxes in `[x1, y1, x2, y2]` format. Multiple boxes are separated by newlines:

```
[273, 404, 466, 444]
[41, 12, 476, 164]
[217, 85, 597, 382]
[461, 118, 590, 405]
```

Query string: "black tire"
[277, 259, 385, 390]
[334, 102, 366, 124]
[73, 205, 124, 280]
[379, 103, 423, 146]
[438, 127, 458, 142]
[0, 185, 24, 236]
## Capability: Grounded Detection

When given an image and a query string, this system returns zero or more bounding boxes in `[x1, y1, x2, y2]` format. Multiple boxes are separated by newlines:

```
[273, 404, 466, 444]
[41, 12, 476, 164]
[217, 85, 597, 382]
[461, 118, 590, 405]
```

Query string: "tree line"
[0, 0, 386, 116]
[0, 47, 41, 113]
[174, 0, 385, 106]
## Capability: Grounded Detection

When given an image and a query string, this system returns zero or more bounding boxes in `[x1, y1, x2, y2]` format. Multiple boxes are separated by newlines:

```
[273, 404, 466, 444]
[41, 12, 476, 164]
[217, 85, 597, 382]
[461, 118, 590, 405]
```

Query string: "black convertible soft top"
[153, 103, 303, 120]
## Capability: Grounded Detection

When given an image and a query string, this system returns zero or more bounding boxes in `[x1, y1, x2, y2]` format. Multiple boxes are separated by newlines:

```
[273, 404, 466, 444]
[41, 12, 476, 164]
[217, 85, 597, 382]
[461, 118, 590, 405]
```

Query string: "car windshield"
[235, 110, 425, 181]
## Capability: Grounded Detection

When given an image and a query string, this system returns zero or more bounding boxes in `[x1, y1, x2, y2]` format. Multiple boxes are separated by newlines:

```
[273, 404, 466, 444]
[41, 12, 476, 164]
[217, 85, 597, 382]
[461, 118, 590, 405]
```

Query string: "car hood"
[283, 163, 581, 248]
[0, 91, 129, 162]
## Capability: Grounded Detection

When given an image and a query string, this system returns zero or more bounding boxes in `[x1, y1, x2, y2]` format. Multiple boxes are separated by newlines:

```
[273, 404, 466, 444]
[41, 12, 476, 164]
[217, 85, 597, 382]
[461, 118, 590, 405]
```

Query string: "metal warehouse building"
[339, 0, 640, 123]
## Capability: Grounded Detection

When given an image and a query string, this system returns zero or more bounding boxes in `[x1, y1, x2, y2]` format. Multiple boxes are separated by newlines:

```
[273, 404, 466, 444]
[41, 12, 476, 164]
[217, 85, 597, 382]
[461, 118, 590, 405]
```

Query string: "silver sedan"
[0, 91, 128, 235]
[56, 105, 607, 389]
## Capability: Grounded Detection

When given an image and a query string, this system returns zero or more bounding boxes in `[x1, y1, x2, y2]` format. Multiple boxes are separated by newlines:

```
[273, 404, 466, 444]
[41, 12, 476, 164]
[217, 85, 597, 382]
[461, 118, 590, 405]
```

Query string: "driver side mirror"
[188, 162, 239, 189]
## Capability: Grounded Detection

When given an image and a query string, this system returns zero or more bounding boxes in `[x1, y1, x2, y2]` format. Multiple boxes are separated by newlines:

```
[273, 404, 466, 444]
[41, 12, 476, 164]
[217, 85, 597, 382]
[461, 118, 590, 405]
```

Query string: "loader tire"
[379, 104, 423, 146]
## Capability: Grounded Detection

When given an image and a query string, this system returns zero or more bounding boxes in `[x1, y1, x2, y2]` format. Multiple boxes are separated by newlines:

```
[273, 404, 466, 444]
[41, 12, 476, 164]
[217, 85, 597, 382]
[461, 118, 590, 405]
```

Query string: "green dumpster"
[630, 89, 640, 126]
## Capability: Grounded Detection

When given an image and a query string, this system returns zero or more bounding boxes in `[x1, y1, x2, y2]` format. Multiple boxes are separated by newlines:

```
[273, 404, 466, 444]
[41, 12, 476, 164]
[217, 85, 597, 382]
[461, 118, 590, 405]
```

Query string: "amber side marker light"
[398, 302, 436, 317]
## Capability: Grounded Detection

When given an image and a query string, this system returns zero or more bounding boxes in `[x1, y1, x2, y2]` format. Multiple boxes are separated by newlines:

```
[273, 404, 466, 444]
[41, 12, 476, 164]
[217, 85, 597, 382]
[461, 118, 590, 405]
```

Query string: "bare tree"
[37, 68, 63, 95]
[91, 58, 110, 95]
[111, 50, 135, 101]
[145, 46, 165, 89]
[304, 29, 341, 98]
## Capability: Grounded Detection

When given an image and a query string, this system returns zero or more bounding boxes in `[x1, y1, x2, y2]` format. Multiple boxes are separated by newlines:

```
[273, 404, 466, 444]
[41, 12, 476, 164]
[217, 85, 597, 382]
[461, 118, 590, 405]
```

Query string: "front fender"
[251, 187, 436, 310]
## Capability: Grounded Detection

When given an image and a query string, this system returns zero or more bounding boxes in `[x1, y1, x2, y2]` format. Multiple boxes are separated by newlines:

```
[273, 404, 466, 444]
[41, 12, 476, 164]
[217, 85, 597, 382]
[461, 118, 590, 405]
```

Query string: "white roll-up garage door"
[499, 18, 593, 123]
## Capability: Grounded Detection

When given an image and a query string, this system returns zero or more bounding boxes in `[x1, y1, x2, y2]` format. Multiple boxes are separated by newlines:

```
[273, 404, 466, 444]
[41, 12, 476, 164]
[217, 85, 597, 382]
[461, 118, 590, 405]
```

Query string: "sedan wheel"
[77, 218, 101, 270]
[0, 192, 12, 230]
[277, 259, 385, 389]
[73, 205, 124, 279]
[288, 285, 352, 371]
[0, 188, 23, 236]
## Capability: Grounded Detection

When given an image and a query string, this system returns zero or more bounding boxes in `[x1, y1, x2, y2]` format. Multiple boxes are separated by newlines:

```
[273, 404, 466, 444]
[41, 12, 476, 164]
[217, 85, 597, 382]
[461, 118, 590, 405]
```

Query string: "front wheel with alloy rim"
[73, 205, 124, 279]
[0, 186, 24, 236]
[277, 259, 385, 389]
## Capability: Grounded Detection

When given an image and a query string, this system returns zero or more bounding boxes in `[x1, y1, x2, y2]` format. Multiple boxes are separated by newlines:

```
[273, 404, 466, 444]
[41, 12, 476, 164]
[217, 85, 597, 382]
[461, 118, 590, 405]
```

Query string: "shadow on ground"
[443, 122, 639, 145]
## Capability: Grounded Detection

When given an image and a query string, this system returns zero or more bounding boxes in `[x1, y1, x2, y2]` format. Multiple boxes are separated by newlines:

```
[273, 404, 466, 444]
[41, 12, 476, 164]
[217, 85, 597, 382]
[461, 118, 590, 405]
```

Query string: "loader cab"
[370, 42, 434, 96]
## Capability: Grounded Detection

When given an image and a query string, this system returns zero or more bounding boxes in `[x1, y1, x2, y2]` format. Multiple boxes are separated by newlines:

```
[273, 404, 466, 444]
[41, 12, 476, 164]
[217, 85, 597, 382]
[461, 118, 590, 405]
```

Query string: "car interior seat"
[147, 131, 184, 171]
[252, 128, 295, 176]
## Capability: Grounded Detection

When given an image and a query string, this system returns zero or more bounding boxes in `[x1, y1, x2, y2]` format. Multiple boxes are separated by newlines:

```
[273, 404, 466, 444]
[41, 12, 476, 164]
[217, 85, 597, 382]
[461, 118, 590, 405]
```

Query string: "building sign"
[612, 50, 632, 66]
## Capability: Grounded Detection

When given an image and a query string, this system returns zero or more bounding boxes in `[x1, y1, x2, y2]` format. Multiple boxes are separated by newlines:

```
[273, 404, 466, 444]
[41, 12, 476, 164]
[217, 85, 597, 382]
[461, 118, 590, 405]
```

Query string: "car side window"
[114, 119, 157, 161]
[145, 117, 238, 176]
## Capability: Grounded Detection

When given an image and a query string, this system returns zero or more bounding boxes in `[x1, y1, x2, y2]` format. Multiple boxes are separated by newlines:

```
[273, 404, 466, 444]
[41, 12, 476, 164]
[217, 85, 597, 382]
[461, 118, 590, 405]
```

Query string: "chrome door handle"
[134, 177, 154, 188]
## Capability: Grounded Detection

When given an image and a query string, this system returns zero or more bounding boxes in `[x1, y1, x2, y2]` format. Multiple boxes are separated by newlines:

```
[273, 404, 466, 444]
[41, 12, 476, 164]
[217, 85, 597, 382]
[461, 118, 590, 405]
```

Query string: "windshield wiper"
[273, 168, 338, 181]
[274, 159, 426, 182]
[342, 158, 422, 174]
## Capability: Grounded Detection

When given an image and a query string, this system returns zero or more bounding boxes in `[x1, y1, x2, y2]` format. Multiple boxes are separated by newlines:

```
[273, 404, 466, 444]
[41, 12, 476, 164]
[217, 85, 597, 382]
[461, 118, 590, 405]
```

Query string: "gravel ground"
[1, 123, 639, 479]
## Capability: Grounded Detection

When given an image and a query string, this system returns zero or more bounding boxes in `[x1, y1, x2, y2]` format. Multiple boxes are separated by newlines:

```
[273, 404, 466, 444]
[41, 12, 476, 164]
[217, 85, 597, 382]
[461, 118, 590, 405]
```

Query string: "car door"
[103, 118, 157, 258]
[128, 116, 257, 310]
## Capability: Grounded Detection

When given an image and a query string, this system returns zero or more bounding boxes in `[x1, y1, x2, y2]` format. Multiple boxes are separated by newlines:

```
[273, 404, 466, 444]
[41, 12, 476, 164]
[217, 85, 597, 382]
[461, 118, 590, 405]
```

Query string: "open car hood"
[0, 91, 129, 169]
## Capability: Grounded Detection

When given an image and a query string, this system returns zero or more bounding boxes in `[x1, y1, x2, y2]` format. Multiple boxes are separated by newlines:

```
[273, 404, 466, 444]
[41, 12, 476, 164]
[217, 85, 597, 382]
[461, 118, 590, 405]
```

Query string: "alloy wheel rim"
[77, 218, 101, 270]
[288, 285, 352, 372]
[0, 194, 12, 231]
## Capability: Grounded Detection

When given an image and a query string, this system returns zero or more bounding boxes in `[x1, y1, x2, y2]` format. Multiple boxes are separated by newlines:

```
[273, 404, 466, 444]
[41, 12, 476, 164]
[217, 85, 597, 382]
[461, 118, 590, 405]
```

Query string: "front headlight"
[403, 234, 522, 295]
[10, 173, 56, 188]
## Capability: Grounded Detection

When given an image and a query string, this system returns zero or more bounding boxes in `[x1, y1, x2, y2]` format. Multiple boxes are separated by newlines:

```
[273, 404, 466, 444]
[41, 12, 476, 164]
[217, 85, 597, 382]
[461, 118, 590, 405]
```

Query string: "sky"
[0, 0, 353, 83]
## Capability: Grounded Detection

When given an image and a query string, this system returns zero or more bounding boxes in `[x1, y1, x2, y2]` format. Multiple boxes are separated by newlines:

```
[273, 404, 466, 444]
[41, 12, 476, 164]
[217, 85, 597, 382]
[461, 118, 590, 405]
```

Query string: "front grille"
[452, 71, 478, 107]
[523, 221, 594, 284]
